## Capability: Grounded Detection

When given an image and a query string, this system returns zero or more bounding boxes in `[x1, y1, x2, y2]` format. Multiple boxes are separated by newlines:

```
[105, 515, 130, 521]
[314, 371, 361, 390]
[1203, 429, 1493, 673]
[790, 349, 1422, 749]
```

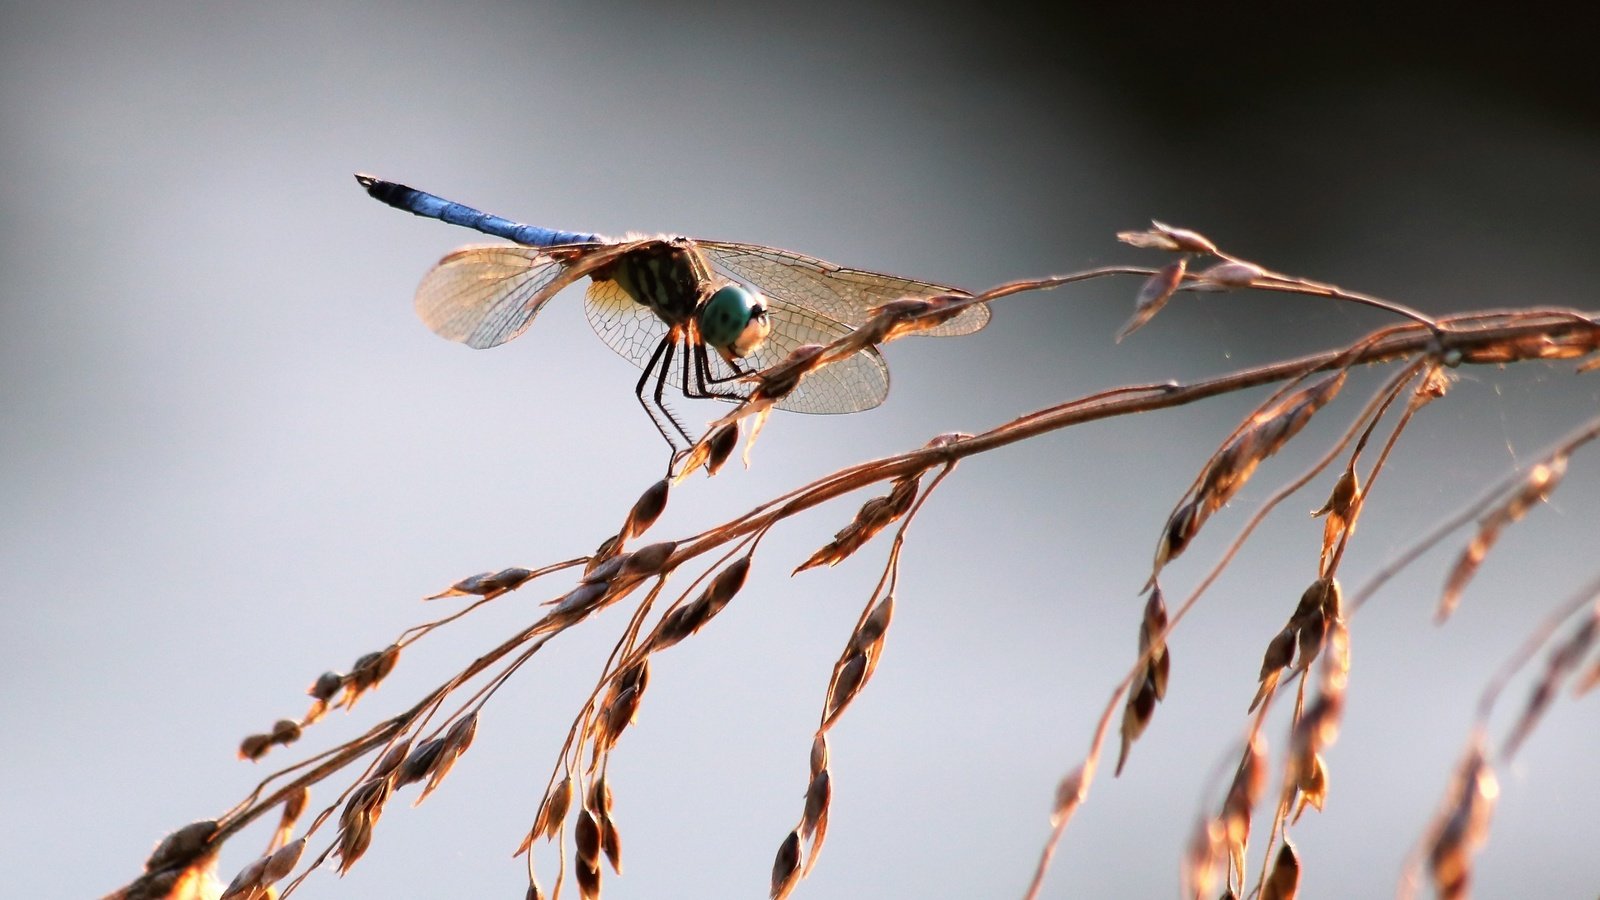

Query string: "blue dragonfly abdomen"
[357, 174, 601, 247]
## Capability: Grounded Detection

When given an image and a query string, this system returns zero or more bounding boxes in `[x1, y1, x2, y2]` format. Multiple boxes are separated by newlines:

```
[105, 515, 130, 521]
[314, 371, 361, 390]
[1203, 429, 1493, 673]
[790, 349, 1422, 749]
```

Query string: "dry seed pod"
[539, 775, 574, 840]
[279, 785, 309, 837]
[238, 732, 273, 762]
[552, 580, 610, 617]
[372, 738, 413, 781]
[574, 808, 602, 866]
[622, 478, 669, 539]
[262, 837, 305, 884]
[857, 594, 895, 648]
[145, 821, 219, 874]
[1150, 221, 1218, 254]
[620, 541, 676, 578]
[1117, 258, 1186, 342]
[575, 856, 601, 900]
[1249, 626, 1296, 712]
[800, 767, 832, 878]
[218, 855, 268, 900]
[416, 712, 479, 804]
[599, 685, 641, 750]
[824, 653, 868, 725]
[1195, 260, 1265, 288]
[1438, 456, 1568, 622]
[1291, 753, 1327, 822]
[770, 828, 802, 900]
[1261, 839, 1300, 900]
[1428, 747, 1498, 900]
[802, 768, 831, 839]
[1115, 675, 1158, 777]
[588, 532, 623, 573]
[581, 553, 628, 585]
[705, 421, 740, 475]
[1219, 734, 1266, 878]
[809, 733, 829, 778]
[752, 345, 828, 405]
[397, 737, 445, 787]
[600, 811, 623, 874]
[1504, 610, 1598, 759]
[308, 671, 343, 702]
[270, 718, 302, 746]
[526, 879, 546, 900]
[1181, 816, 1225, 900]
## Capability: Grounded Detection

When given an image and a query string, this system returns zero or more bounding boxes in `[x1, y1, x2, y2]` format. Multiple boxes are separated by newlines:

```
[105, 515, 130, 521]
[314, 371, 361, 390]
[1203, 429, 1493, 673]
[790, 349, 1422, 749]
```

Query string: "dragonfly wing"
[583, 281, 888, 415]
[747, 295, 890, 414]
[415, 244, 614, 349]
[584, 277, 673, 369]
[698, 240, 990, 338]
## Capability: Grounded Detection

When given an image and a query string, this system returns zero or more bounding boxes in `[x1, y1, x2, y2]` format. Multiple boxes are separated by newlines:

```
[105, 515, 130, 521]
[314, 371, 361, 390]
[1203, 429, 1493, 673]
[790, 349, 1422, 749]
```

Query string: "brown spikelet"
[1118, 258, 1186, 342]
[795, 477, 919, 573]
[397, 737, 444, 788]
[1155, 373, 1347, 581]
[1311, 465, 1361, 573]
[1194, 260, 1265, 289]
[1118, 221, 1219, 254]
[649, 556, 752, 651]
[1219, 734, 1266, 883]
[218, 856, 267, 900]
[1182, 816, 1225, 900]
[336, 777, 391, 874]
[1504, 603, 1598, 759]
[620, 541, 676, 578]
[534, 775, 574, 843]
[801, 767, 831, 853]
[770, 828, 802, 900]
[750, 344, 828, 408]
[342, 644, 401, 709]
[1051, 760, 1094, 827]
[575, 855, 602, 900]
[273, 785, 309, 847]
[1261, 839, 1300, 900]
[621, 478, 669, 539]
[1427, 744, 1498, 900]
[823, 653, 867, 727]
[238, 733, 273, 762]
[425, 567, 536, 601]
[1290, 752, 1327, 822]
[262, 836, 304, 884]
[1438, 455, 1567, 622]
[1249, 626, 1295, 713]
[1117, 587, 1171, 775]
[416, 712, 478, 805]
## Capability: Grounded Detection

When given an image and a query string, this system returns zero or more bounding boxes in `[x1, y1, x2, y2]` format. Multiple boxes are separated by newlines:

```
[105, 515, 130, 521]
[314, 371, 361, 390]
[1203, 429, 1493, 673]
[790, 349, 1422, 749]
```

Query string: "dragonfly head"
[698, 285, 771, 359]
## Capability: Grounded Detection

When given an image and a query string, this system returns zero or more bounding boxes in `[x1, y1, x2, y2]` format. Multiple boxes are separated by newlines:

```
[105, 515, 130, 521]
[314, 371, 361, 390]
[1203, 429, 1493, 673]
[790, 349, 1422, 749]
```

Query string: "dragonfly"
[357, 174, 990, 448]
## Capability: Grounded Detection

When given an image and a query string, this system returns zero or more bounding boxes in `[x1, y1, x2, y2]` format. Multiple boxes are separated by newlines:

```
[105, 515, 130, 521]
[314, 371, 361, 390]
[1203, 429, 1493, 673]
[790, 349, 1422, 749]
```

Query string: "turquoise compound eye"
[698, 285, 771, 357]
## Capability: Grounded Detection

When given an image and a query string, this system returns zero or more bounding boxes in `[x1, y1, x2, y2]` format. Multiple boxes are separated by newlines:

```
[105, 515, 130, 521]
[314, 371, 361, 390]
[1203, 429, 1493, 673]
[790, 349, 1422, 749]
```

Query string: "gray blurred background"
[4, 2, 1599, 897]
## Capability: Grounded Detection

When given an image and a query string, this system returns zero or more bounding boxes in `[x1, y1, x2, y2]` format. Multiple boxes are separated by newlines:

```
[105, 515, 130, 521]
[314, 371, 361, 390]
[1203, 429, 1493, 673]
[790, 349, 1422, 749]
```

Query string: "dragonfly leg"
[635, 335, 695, 449]
[686, 342, 751, 402]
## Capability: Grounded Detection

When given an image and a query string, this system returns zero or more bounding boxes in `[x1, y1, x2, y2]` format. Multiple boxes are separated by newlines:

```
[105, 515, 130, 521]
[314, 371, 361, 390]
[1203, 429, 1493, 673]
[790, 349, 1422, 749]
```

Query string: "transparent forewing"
[698, 240, 990, 338]
[583, 277, 673, 372]
[751, 295, 890, 414]
[583, 280, 890, 415]
[414, 244, 612, 349]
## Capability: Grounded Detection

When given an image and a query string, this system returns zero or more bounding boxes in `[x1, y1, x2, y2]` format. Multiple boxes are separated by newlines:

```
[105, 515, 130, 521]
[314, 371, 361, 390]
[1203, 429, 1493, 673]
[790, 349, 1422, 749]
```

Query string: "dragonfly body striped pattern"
[357, 174, 988, 446]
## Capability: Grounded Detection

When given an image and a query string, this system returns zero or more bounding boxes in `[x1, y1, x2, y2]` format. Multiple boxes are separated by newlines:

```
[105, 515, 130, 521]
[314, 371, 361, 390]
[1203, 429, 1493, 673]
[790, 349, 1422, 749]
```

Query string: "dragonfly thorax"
[698, 285, 771, 359]
[609, 239, 707, 326]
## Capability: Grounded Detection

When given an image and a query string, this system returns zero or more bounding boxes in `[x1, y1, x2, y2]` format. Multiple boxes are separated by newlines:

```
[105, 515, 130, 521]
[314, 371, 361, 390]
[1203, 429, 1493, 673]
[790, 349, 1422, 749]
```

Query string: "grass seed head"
[574, 809, 602, 867]
[397, 737, 444, 787]
[770, 828, 802, 900]
[620, 541, 676, 578]
[1261, 839, 1300, 900]
[1118, 258, 1186, 342]
[622, 478, 669, 539]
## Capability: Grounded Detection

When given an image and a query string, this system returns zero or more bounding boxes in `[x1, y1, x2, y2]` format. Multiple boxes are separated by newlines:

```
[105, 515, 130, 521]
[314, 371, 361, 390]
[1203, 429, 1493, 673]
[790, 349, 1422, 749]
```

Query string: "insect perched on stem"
[358, 174, 989, 449]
